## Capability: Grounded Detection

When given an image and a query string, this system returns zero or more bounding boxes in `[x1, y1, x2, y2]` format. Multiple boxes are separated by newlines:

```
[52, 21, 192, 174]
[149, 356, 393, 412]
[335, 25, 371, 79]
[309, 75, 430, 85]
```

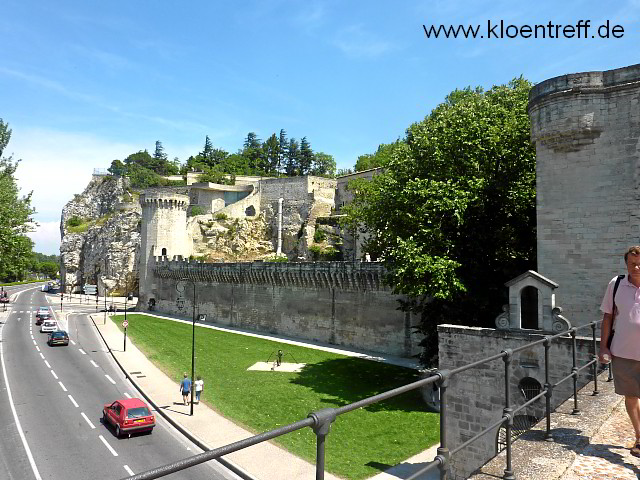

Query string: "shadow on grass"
[290, 357, 428, 413]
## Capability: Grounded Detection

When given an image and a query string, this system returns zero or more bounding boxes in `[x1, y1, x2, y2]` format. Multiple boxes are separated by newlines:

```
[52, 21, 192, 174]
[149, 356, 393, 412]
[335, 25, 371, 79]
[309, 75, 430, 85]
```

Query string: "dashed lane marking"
[58, 381, 67, 392]
[32, 340, 36, 346]
[123, 392, 132, 398]
[68, 395, 78, 408]
[99, 435, 118, 457]
[35, 346, 40, 352]
[44, 360, 51, 368]
[39, 353, 44, 360]
[78, 348, 86, 355]
[81, 412, 95, 429]
[51, 370, 58, 380]
[90, 360, 99, 368]
[105, 375, 116, 385]
[70, 340, 76, 345]
[124, 465, 134, 476]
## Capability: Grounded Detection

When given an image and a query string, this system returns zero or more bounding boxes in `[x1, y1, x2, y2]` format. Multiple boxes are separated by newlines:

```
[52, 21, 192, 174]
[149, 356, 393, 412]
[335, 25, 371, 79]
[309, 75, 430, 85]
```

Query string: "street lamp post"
[190, 281, 196, 416]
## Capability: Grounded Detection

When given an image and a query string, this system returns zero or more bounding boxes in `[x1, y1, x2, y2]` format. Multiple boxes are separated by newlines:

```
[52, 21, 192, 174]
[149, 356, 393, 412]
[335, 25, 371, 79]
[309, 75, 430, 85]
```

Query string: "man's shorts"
[612, 356, 640, 397]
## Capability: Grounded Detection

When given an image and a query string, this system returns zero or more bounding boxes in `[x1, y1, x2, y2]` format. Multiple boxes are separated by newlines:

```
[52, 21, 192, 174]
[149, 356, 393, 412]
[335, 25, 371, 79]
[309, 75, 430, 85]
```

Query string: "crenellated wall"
[143, 259, 421, 357]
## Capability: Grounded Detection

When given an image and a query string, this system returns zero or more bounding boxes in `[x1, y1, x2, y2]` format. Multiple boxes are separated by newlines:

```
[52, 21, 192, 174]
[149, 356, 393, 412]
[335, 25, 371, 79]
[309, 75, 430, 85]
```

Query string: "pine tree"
[299, 137, 313, 175]
[286, 138, 299, 176]
[278, 129, 288, 175]
[263, 133, 280, 175]
[201, 136, 214, 161]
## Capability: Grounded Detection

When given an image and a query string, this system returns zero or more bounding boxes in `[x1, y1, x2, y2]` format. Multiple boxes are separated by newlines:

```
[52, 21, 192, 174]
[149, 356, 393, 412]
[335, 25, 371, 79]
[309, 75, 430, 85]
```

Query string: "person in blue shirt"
[180, 372, 192, 406]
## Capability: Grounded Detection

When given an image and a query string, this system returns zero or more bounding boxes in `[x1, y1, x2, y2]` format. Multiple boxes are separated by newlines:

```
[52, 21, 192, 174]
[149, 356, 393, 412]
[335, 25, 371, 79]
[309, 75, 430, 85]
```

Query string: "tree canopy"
[342, 78, 536, 364]
[0, 119, 36, 282]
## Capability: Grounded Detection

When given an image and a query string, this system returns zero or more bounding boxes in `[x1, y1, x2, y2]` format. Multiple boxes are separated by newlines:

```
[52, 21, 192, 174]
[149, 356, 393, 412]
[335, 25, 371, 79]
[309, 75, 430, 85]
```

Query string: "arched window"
[521, 286, 538, 329]
[161, 247, 167, 256]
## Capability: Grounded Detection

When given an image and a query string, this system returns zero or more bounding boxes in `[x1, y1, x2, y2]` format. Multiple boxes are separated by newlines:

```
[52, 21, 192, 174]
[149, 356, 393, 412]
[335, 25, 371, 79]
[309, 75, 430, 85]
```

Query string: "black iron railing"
[121, 320, 605, 480]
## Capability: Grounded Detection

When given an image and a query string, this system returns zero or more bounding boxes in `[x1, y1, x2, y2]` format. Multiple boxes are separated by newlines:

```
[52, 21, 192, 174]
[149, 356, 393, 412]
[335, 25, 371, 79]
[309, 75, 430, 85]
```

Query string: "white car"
[40, 320, 58, 333]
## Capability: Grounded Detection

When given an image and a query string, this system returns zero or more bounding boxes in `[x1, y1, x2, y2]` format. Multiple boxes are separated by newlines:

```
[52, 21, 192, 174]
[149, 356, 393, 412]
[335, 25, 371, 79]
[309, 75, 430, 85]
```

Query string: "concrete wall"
[439, 324, 598, 479]
[145, 260, 422, 357]
[530, 63, 640, 326]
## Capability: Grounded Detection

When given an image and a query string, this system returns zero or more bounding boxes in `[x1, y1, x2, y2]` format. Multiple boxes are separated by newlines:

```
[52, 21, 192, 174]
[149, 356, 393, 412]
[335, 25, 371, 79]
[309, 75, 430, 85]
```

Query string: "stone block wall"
[438, 324, 598, 479]
[530, 63, 640, 326]
[145, 260, 421, 357]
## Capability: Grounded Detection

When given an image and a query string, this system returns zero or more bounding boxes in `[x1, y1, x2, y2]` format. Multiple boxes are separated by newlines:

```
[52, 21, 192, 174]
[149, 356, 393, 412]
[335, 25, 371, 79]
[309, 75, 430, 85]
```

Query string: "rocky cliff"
[60, 175, 141, 294]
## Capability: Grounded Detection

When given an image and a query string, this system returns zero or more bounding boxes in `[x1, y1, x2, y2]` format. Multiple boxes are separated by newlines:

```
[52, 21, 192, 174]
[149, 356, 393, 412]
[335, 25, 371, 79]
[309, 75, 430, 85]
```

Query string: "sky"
[2, 0, 639, 255]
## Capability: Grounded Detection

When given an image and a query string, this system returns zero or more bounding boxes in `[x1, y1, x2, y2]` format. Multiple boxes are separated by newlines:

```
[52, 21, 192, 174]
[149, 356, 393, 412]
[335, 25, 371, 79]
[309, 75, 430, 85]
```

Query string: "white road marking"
[44, 360, 51, 368]
[51, 370, 58, 380]
[58, 381, 67, 392]
[123, 465, 134, 476]
[81, 412, 95, 429]
[32, 340, 36, 346]
[99, 435, 118, 456]
[35, 346, 40, 352]
[30, 335, 34, 340]
[78, 348, 86, 355]
[39, 353, 44, 360]
[68, 395, 78, 408]
[123, 392, 132, 398]
[90, 360, 99, 368]
[70, 339, 76, 345]
[0, 306, 43, 479]
[105, 374, 116, 385]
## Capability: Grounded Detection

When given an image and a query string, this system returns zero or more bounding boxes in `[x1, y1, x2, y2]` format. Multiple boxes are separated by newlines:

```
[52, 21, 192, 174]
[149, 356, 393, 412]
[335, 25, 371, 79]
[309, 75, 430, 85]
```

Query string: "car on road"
[0, 292, 8, 304]
[40, 320, 58, 333]
[103, 398, 155, 438]
[47, 330, 69, 346]
[35, 309, 52, 325]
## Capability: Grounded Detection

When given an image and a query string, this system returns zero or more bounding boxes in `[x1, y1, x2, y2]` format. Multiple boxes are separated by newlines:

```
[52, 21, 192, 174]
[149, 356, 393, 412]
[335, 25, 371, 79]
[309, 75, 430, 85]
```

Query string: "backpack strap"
[613, 274, 625, 315]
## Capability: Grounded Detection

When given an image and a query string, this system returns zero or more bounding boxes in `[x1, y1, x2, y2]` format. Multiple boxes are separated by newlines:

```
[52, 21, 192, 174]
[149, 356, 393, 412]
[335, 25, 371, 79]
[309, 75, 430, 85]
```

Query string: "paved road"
[0, 284, 237, 480]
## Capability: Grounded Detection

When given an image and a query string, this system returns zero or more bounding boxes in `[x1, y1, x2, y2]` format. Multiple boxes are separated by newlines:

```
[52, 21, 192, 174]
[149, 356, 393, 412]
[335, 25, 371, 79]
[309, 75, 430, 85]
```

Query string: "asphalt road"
[0, 284, 237, 480]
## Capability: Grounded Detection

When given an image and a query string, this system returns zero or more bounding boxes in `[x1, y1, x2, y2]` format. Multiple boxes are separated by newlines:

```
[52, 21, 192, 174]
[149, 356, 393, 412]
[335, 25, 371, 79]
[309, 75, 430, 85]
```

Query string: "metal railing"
[121, 320, 605, 480]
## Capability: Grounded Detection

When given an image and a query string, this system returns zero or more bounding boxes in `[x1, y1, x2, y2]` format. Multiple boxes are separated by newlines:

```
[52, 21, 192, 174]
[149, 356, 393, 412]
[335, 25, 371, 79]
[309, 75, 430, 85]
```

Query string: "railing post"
[436, 371, 450, 480]
[591, 322, 599, 395]
[502, 350, 515, 480]
[543, 337, 554, 442]
[308, 408, 337, 480]
[571, 328, 581, 415]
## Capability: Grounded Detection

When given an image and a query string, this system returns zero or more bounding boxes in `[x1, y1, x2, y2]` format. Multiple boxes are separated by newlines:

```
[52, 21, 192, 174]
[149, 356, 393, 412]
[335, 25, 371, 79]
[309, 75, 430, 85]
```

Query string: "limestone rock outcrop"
[60, 175, 141, 294]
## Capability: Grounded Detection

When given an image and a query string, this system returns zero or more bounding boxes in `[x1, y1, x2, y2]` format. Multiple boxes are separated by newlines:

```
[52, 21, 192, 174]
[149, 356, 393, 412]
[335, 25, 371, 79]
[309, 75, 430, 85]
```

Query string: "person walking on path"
[194, 376, 204, 403]
[599, 245, 640, 457]
[180, 372, 192, 406]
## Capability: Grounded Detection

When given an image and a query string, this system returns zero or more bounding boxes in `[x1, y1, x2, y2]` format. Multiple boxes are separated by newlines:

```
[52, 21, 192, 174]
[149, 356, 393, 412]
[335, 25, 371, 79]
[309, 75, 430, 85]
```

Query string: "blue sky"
[2, 0, 638, 254]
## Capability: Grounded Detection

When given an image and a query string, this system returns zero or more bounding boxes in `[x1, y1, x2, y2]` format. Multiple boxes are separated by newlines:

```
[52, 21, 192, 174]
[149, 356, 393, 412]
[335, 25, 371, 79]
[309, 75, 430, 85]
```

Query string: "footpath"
[81, 299, 439, 480]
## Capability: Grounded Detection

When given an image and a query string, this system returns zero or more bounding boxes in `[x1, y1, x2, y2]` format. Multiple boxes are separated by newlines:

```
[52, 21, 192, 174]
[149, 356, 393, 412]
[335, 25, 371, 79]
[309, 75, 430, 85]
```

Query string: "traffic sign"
[122, 321, 129, 328]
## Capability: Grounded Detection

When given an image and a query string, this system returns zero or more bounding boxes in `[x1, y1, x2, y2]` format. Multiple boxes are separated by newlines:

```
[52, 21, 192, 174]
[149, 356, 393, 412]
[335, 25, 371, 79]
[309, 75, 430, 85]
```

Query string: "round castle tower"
[529, 63, 640, 325]
[138, 193, 190, 306]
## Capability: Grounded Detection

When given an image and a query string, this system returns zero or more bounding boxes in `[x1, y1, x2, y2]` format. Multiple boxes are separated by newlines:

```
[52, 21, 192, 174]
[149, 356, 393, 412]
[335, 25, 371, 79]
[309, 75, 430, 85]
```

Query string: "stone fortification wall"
[529, 63, 640, 325]
[216, 185, 260, 218]
[139, 193, 189, 306]
[146, 260, 420, 357]
[438, 324, 597, 479]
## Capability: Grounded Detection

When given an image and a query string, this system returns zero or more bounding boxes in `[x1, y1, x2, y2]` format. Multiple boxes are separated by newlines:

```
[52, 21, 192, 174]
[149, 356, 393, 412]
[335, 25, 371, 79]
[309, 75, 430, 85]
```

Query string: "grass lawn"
[113, 314, 439, 479]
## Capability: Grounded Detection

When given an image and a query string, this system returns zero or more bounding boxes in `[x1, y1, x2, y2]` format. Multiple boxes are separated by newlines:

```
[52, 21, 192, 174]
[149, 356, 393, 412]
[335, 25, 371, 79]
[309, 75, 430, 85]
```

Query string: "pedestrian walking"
[180, 372, 192, 406]
[599, 245, 640, 457]
[194, 376, 204, 403]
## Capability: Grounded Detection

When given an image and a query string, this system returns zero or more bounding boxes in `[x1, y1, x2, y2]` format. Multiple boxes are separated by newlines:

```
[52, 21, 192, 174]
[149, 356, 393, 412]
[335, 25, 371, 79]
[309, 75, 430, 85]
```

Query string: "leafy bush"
[214, 212, 228, 221]
[313, 229, 326, 243]
[309, 245, 342, 261]
[66, 216, 83, 227]
[189, 206, 207, 217]
[265, 255, 288, 262]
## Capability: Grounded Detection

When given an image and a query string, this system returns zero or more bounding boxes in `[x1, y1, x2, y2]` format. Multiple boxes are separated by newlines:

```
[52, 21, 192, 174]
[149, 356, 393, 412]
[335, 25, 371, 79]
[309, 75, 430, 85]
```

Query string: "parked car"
[103, 398, 155, 438]
[47, 330, 69, 346]
[40, 320, 58, 333]
[0, 292, 9, 304]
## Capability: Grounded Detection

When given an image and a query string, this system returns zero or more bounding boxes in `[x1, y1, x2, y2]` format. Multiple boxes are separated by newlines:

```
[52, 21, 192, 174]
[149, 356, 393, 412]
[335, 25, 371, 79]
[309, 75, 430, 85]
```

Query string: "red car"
[102, 398, 155, 438]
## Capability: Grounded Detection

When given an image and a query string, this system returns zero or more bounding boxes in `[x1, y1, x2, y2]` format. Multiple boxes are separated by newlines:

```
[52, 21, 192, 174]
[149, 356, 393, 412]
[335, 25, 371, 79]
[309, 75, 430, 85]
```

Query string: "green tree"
[263, 133, 280, 175]
[0, 119, 36, 282]
[201, 136, 214, 160]
[299, 137, 313, 175]
[285, 138, 299, 176]
[311, 152, 336, 177]
[343, 78, 536, 364]
[108, 159, 126, 176]
[354, 141, 401, 172]
[278, 129, 288, 175]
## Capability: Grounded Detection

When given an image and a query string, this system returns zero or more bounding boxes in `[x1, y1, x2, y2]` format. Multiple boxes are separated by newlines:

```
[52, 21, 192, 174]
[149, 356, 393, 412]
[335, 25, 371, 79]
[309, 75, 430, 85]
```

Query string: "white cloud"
[332, 25, 396, 58]
[27, 221, 61, 256]
[9, 127, 139, 225]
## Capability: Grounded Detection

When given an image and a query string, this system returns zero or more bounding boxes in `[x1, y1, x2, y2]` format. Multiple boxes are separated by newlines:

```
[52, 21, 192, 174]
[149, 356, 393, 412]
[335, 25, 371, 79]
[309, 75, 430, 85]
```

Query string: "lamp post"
[123, 293, 132, 352]
[179, 278, 197, 416]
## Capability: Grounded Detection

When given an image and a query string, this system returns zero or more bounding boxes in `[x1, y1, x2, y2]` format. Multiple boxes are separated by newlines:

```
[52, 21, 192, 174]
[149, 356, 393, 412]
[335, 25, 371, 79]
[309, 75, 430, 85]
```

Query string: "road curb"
[89, 314, 258, 480]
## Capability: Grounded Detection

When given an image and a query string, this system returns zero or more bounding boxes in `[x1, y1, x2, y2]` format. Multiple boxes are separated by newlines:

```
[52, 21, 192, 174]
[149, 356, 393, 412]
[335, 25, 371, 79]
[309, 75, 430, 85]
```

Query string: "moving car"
[0, 291, 9, 304]
[103, 398, 155, 438]
[40, 320, 58, 333]
[47, 330, 69, 346]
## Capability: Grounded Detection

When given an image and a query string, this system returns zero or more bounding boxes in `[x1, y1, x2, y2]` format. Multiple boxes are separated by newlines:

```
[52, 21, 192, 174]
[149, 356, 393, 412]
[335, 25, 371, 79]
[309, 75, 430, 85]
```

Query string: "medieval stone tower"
[138, 192, 190, 306]
[529, 63, 640, 325]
